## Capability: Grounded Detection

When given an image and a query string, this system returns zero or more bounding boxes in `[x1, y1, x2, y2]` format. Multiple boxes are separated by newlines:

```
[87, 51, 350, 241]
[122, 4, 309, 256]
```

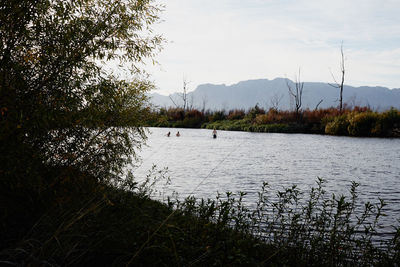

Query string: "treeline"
[146, 106, 400, 137]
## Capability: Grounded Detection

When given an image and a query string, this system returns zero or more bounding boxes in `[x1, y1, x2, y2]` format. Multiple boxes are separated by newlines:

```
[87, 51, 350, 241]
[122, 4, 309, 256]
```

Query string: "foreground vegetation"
[147, 106, 400, 137]
[2, 166, 399, 266]
[0, 165, 272, 266]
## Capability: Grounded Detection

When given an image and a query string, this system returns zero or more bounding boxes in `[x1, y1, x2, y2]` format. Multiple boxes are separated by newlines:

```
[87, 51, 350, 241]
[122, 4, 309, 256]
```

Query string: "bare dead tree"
[286, 68, 304, 119]
[270, 92, 284, 110]
[169, 76, 191, 113]
[180, 76, 189, 113]
[329, 43, 346, 113]
[201, 95, 208, 113]
[169, 94, 179, 108]
[315, 99, 323, 110]
[188, 94, 194, 111]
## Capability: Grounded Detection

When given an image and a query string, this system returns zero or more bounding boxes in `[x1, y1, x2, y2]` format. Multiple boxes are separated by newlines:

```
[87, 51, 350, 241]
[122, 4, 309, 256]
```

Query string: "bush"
[155, 115, 170, 127]
[347, 112, 378, 136]
[182, 109, 205, 128]
[373, 108, 400, 136]
[325, 115, 350, 135]
[303, 108, 341, 124]
[245, 105, 265, 121]
[254, 114, 269, 124]
[166, 108, 185, 121]
[209, 110, 227, 122]
[227, 109, 246, 120]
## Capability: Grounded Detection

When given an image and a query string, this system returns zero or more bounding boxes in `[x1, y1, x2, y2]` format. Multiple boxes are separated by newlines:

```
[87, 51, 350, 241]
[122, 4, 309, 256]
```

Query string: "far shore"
[146, 106, 400, 138]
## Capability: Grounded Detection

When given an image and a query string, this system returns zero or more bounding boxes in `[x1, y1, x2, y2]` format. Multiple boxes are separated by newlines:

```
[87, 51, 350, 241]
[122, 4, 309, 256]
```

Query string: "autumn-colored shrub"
[373, 108, 400, 136]
[352, 106, 371, 113]
[254, 114, 269, 124]
[273, 110, 297, 123]
[347, 112, 378, 136]
[254, 109, 298, 124]
[227, 109, 246, 120]
[182, 109, 205, 128]
[325, 114, 350, 135]
[303, 108, 341, 124]
[209, 110, 227, 122]
[245, 105, 265, 120]
[166, 108, 185, 121]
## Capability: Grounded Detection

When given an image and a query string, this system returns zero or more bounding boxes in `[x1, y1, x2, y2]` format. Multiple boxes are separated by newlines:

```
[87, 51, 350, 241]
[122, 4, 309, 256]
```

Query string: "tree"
[169, 76, 192, 114]
[314, 99, 324, 110]
[269, 92, 284, 111]
[329, 44, 346, 113]
[201, 95, 208, 113]
[0, 0, 163, 183]
[286, 69, 304, 120]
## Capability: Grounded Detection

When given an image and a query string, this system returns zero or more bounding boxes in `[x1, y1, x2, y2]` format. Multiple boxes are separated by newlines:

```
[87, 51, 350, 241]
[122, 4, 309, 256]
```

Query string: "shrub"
[325, 114, 350, 135]
[182, 109, 204, 128]
[227, 109, 246, 120]
[303, 108, 341, 124]
[209, 110, 227, 122]
[156, 115, 170, 127]
[347, 112, 378, 136]
[373, 108, 400, 136]
[353, 106, 371, 113]
[245, 104, 265, 121]
[166, 108, 185, 121]
[254, 114, 269, 124]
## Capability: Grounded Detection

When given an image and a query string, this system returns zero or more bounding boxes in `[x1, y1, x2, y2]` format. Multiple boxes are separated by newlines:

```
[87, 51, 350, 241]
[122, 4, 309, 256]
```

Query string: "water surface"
[132, 127, 400, 229]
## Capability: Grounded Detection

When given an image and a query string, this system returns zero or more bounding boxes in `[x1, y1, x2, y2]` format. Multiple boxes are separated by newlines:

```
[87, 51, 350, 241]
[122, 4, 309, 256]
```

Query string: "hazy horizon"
[151, 77, 400, 97]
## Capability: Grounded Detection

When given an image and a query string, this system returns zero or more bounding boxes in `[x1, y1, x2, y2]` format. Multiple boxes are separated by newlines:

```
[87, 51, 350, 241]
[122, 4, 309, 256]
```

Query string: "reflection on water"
[131, 127, 400, 229]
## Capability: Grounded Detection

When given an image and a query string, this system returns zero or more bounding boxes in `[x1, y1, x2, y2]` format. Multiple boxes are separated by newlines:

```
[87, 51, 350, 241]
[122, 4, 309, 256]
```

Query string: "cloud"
[146, 0, 400, 94]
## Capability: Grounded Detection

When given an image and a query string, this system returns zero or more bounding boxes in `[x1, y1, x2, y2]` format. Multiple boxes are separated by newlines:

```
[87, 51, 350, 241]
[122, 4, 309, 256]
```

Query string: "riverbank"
[0, 166, 276, 266]
[1, 164, 399, 266]
[147, 106, 400, 137]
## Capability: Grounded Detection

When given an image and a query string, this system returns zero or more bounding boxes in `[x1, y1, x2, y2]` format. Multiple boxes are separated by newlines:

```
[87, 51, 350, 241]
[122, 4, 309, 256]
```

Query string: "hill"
[150, 78, 400, 111]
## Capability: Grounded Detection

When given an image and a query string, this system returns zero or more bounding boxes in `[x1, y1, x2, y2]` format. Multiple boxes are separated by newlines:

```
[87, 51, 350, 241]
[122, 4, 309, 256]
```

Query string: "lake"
[131, 127, 400, 230]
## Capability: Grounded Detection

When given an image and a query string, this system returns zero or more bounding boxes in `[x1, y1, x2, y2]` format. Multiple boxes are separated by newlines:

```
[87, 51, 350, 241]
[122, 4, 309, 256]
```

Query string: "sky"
[145, 0, 400, 95]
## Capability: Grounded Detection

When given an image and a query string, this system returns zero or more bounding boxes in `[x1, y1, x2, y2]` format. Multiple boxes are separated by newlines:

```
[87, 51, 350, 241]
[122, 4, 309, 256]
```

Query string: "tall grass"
[2, 165, 399, 266]
[169, 178, 400, 266]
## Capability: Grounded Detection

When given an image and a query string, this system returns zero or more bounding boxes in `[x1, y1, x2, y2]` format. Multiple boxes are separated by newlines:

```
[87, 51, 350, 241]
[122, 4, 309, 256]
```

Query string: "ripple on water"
[133, 128, 400, 229]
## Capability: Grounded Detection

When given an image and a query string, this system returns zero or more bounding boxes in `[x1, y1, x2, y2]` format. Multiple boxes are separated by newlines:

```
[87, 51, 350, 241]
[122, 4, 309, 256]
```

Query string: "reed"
[2, 164, 399, 266]
[170, 178, 399, 266]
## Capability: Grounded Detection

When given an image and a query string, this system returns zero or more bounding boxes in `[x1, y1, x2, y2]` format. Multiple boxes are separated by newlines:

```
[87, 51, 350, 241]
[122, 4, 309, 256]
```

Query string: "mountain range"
[149, 78, 400, 111]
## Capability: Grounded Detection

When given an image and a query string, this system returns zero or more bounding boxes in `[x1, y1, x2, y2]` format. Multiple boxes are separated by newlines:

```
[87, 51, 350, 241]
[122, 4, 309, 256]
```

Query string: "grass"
[1, 163, 399, 266]
[0, 166, 275, 266]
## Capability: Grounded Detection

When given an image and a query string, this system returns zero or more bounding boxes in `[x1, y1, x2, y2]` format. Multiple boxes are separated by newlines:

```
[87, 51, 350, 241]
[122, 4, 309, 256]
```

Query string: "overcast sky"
[145, 0, 400, 95]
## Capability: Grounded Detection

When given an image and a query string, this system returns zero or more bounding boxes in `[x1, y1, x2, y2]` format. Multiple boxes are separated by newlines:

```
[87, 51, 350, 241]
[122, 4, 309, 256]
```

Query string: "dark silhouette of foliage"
[227, 109, 246, 120]
[209, 110, 227, 122]
[183, 109, 204, 128]
[0, 0, 162, 184]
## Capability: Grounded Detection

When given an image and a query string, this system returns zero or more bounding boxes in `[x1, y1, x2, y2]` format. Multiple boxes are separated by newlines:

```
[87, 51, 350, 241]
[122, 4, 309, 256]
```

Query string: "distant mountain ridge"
[150, 78, 400, 111]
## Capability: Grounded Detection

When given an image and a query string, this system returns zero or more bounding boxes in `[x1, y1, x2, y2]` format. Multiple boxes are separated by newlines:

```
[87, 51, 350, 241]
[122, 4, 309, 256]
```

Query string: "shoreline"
[147, 107, 400, 138]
